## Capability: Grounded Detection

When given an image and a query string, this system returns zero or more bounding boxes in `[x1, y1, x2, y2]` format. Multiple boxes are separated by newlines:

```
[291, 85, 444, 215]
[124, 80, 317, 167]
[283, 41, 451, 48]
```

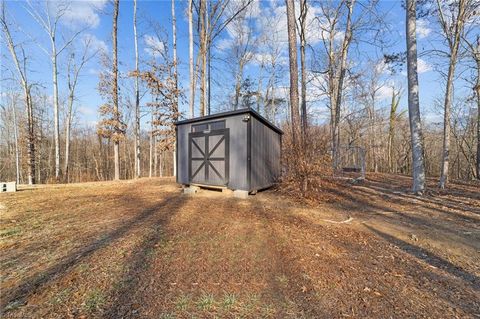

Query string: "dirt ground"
[1, 174, 479, 318]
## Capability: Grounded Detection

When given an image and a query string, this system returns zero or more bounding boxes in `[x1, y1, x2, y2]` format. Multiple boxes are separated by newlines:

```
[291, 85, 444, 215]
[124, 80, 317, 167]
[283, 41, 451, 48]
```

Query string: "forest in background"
[0, 0, 479, 194]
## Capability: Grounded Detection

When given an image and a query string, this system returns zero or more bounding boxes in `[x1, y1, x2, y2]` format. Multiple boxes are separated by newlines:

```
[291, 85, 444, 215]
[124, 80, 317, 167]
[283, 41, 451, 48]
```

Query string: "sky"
[1, 0, 477, 131]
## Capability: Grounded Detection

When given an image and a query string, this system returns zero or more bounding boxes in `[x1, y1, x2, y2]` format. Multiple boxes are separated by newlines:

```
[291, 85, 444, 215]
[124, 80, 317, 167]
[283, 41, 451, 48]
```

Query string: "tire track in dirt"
[249, 199, 334, 318]
[1, 191, 183, 315]
[104, 194, 189, 318]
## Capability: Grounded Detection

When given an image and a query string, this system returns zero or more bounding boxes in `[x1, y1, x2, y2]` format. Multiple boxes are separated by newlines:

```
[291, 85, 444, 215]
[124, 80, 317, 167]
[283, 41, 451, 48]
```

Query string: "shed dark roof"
[175, 108, 284, 134]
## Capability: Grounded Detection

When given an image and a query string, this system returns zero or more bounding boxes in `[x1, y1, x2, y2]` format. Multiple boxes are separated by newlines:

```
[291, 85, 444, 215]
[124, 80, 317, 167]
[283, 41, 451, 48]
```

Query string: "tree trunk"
[65, 91, 74, 182]
[285, 0, 301, 144]
[299, 0, 308, 143]
[188, 0, 195, 118]
[172, 0, 178, 177]
[205, 1, 210, 114]
[133, 0, 141, 178]
[149, 119, 153, 178]
[1, 8, 36, 184]
[370, 93, 378, 172]
[26, 87, 36, 185]
[199, 0, 207, 116]
[159, 152, 163, 177]
[112, 0, 120, 180]
[257, 63, 263, 112]
[437, 0, 466, 188]
[332, 0, 354, 171]
[439, 58, 457, 188]
[234, 62, 244, 110]
[388, 89, 400, 173]
[52, 45, 61, 181]
[154, 137, 158, 177]
[476, 56, 480, 179]
[11, 98, 20, 185]
[405, 0, 426, 194]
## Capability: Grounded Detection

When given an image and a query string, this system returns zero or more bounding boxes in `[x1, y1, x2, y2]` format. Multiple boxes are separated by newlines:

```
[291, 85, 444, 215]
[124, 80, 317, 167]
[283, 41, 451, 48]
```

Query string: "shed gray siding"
[177, 124, 189, 184]
[176, 113, 249, 190]
[224, 114, 248, 190]
[250, 116, 281, 190]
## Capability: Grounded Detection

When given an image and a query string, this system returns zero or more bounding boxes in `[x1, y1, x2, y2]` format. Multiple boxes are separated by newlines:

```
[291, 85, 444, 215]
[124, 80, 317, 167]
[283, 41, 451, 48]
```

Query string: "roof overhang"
[175, 108, 284, 135]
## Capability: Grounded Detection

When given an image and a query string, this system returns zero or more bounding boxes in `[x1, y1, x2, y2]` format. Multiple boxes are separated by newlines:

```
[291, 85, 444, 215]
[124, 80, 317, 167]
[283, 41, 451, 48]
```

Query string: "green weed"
[175, 295, 190, 311]
[51, 287, 73, 305]
[197, 293, 215, 311]
[83, 289, 106, 312]
[0, 227, 22, 238]
[221, 293, 236, 310]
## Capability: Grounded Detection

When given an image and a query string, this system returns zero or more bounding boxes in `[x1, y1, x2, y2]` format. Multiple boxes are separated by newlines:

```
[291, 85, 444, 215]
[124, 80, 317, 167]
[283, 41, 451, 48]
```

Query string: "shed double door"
[189, 129, 229, 186]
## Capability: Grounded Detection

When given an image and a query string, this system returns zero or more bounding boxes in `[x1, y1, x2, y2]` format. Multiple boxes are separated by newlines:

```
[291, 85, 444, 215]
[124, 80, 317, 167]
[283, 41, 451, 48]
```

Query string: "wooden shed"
[175, 108, 283, 192]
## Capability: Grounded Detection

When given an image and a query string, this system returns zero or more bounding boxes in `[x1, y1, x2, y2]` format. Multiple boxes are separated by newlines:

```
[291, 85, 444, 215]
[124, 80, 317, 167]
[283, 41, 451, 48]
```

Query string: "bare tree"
[188, 0, 195, 118]
[199, 0, 207, 115]
[436, 0, 472, 188]
[26, 1, 85, 181]
[149, 96, 155, 178]
[358, 59, 385, 173]
[1, 3, 36, 184]
[64, 39, 96, 181]
[462, 35, 480, 179]
[171, 0, 178, 176]
[112, 0, 120, 180]
[298, 0, 308, 142]
[405, 0, 426, 194]
[226, 7, 256, 110]
[9, 92, 21, 184]
[316, 0, 355, 170]
[133, 0, 141, 178]
[257, 6, 284, 122]
[193, 0, 254, 115]
[388, 88, 402, 173]
[285, 0, 301, 144]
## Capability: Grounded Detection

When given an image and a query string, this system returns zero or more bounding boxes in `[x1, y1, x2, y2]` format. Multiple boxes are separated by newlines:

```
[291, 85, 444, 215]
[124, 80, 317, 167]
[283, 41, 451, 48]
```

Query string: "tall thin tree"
[11, 94, 20, 185]
[171, 0, 178, 176]
[133, 0, 141, 178]
[65, 40, 95, 181]
[405, 0, 426, 194]
[285, 0, 301, 144]
[298, 0, 308, 142]
[26, 1, 84, 181]
[332, 0, 354, 170]
[188, 0, 195, 118]
[112, 0, 120, 180]
[317, 0, 355, 171]
[1, 3, 36, 184]
[437, 0, 469, 188]
[463, 35, 480, 179]
[388, 88, 401, 173]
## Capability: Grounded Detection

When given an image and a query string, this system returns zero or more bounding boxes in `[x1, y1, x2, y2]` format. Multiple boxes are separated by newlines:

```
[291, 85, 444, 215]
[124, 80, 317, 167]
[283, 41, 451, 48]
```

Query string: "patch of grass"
[197, 293, 216, 311]
[236, 293, 262, 316]
[83, 289, 106, 312]
[175, 295, 190, 311]
[50, 287, 73, 305]
[0, 226, 22, 238]
[261, 303, 276, 317]
[160, 313, 176, 319]
[221, 293, 236, 310]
